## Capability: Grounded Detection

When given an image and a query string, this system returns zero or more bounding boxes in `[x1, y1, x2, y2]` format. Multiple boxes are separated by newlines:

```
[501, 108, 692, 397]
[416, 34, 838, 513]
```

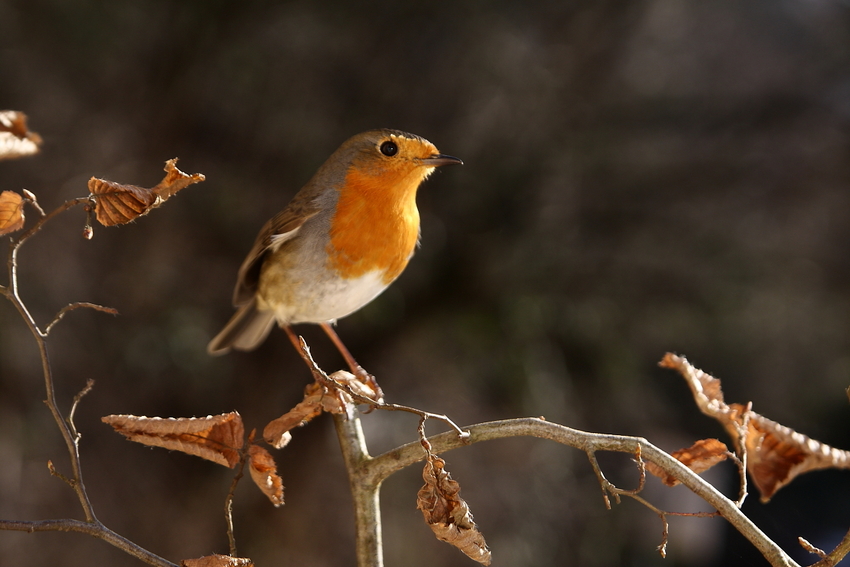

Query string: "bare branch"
[47, 460, 75, 488]
[585, 450, 615, 508]
[332, 411, 384, 567]
[657, 513, 669, 558]
[810, 528, 850, 567]
[68, 379, 95, 438]
[12, 196, 93, 253]
[0, 519, 178, 567]
[8, 307, 98, 520]
[22, 188, 45, 217]
[225, 452, 249, 557]
[367, 418, 800, 567]
[3, 197, 104, 523]
[800, 537, 828, 559]
[45, 302, 118, 336]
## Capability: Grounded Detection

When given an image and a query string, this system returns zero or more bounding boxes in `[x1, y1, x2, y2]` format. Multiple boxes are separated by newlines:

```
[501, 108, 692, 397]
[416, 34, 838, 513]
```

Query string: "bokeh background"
[2, 1, 850, 566]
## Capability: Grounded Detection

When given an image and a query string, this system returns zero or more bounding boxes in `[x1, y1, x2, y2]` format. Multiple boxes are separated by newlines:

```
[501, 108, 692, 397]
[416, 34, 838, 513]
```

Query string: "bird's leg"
[319, 322, 365, 375]
[283, 324, 384, 403]
[320, 322, 384, 401]
[283, 325, 304, 355]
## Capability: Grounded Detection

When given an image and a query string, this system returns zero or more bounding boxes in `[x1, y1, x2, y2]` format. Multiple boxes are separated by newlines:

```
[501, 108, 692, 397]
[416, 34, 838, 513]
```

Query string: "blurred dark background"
[2, 1, 850, 566]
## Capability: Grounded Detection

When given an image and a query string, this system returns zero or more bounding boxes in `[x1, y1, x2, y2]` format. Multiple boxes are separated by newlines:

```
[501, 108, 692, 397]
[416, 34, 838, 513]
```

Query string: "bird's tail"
[207, 301, 277, 356]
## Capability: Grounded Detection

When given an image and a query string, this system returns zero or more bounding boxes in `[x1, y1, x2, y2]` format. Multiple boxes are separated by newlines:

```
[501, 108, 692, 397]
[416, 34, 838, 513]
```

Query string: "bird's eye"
[379, 141, 398, 157]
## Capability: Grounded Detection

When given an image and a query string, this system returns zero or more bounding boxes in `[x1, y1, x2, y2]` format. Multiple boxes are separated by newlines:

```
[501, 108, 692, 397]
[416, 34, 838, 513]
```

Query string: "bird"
[207, 129, 462, 371]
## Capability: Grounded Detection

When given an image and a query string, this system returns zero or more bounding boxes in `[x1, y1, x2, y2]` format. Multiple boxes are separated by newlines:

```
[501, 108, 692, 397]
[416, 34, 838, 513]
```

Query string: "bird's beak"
[421, 154, 463, 167]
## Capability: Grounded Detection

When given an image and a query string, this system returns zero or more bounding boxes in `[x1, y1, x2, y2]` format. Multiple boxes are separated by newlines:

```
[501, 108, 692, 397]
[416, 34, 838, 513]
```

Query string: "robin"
[207, 129, 462, 373]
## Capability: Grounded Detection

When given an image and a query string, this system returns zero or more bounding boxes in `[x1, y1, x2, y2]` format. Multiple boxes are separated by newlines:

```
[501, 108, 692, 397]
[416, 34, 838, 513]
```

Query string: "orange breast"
[327, 165, 424, 284]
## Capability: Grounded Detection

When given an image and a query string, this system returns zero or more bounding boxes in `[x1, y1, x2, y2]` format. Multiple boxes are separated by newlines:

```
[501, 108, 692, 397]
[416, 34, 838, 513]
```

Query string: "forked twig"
[0, 194, 176, 566]
[0, 519, 178, 567]
[809, 528, 850, 567]
[365, 418, 800, 567]
[45, 302, 118, 336]
[294, 335, 470, 440]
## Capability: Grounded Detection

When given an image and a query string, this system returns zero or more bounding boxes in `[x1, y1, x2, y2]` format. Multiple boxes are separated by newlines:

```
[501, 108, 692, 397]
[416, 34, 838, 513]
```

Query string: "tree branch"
[45, 302, 118, 336]
[810, 528, 850, 567]
[0, 519, 178, 567]
[365, 417, 800, 567]
[333, 411, 384, 567]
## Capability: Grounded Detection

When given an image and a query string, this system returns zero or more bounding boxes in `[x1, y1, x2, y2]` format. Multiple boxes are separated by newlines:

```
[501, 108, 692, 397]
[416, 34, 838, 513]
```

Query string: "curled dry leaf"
[0, 110, 42, 161]
[0, 191, 25, 235]
[330, 369, 379, 400]
[319, 370, 371, 414]
[417, 454, 491, 565]
[89, 158, 205, 226]
[263, 371, 375, 448]
[735, 409, 850, 501]
[248, 443, 284, 506]
[661, 353, 850, 501]
[181, 554, 254, 567]
[102, 412, 244, 468]
[263, 382, 326, 448]
[646, 438, 730, 487]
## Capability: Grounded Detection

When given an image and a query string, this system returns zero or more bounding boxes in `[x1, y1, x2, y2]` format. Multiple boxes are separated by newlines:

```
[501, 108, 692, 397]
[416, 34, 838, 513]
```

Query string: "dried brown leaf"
[661, 353, 850, 501]
[0, 111, 42, 161]
[89, 158, 204, 226]
[88, 178, 156, 226]
[320, 370, 381, 413]
[646, 438, 729, 486]
[263, 382, 325, 447]
[262, 370, 379, 448]
[248, 443, 284, 506]
[181, 554, 254, 567]
[659, 353, 726, 418]
[154, 158, 206, 199]
[417, 454, 491, 565]
[102, 412, 244, 468]
[330, 369, 379, 400]
[735, 407, 850, 501]
[0, 191, 25, 235]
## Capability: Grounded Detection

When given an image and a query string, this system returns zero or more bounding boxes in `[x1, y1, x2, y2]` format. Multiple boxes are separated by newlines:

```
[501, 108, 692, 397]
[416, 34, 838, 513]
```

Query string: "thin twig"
[294, 335, 470, 439]
[47, 460, 75, 488]
[1, 193, 179, 567]
[2, 197, 98, 518]
[370, 401, 470, 440]
[731, 402, 752, 507]
[45, 302, 118, 336]
[599, 477, 719, 558]
[68, 379, 95, 438]
[727, 449, 748, 508]
[418, 416, 431, 452]
[225, 451, 249, 557]
[11, 304, 97, 520]
[810, 528, 850, 567]
[657, 513, 670, 558]
[22, 189, 46, 217]
[800, 537, 828, 559]
[0, 519, 178, 567]
[585, 450, 615, 508]
[12, 196, 93, 253]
